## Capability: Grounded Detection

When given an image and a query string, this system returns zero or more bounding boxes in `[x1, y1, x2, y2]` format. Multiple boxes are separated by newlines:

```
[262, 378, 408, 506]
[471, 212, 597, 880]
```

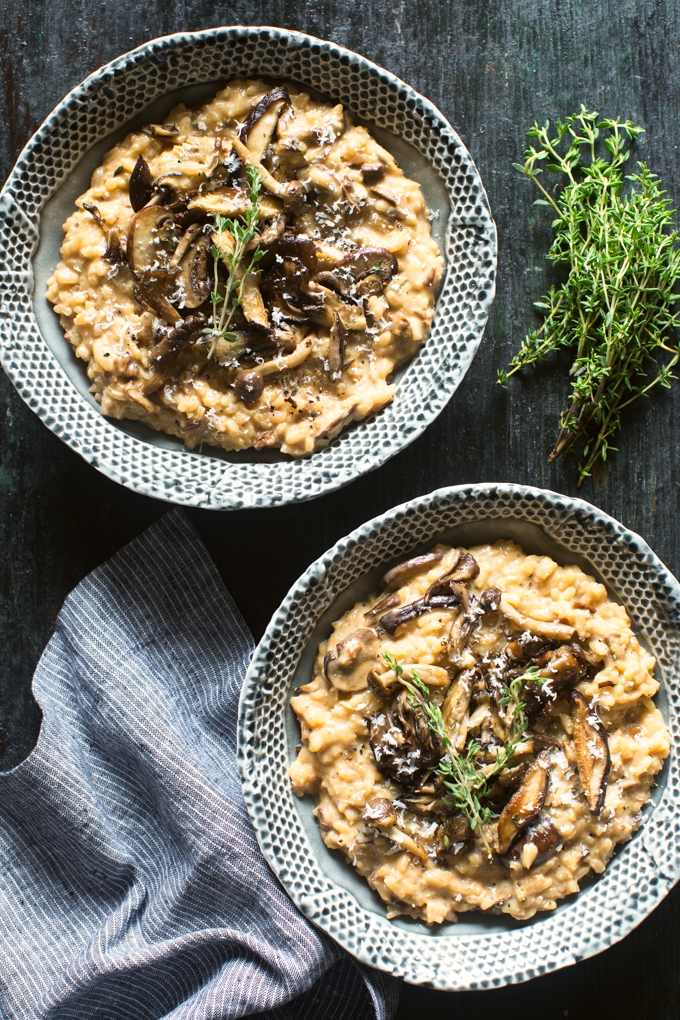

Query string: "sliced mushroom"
[379, 552, 444, 593]
[328, 312, 347, 378]
[364, 592, 401, 623]
[311, 247, 398, 299]
[143, 314, 206, 393]
[133, 268, 181, 326]
[369, 688, 444, 787]
[103, 228, 127, 267]
[175, 233, 210, 309]
[522, 643, 594, 721]
[246, 212, 286, 252]
[401, 792, 448, 817]
[448, 594, 485, 667]
[232, 137, 306, 212]
[369, 663, 450, 697]
[240, 271, 270, 329]
[380, 570, 465, 636]
[239, 86, 291, 162]
[506, 815, 562, 867]
[441, 670, 474, 750]
[142, 123, 180, 139]
[129, 155, 153, 212]
[275, 234, 323, 273]
[497, 750, 551, 854]
[127, 205, 177, 276]
[187, 187, 252, 219]
[449, 552, 481, 583]
[324, 628, 381, 692]
[363, 797, 397, 829]
[570, 690, 611, 814]
[82, 201, 106, 229]
[234, 369, 265, 404]
[360, 163, 386, 184]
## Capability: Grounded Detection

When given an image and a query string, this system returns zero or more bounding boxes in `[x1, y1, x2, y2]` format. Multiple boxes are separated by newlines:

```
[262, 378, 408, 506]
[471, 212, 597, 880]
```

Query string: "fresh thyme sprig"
[500, 106, 680, 485]
[384, 653, 529, 853]
[203, 165, 267, 358]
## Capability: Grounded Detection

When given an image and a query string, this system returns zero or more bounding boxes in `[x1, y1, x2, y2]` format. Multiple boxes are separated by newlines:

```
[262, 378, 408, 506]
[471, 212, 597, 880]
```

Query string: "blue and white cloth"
[0, 511, 398, 1019]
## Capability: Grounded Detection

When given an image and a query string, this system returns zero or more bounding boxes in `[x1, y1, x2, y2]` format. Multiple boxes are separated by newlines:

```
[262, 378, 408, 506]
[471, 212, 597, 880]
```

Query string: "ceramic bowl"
[0, 27, 496, 509]
[238, 483, 680, 989]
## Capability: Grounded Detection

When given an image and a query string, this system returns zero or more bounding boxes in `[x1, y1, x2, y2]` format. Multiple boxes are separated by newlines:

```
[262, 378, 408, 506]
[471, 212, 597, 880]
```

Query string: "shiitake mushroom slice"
[129, 155, 153, 212]
[379, 552, 444, 593]
[570, 690, 611, 814]
[497, 750, 551, 854]
[127, 206, 177, 276]
[238, 86, 291, 163]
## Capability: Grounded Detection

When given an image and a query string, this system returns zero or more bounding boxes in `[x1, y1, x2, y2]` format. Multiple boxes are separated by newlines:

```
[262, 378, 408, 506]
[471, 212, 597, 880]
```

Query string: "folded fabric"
[0, 510, 398, 1020]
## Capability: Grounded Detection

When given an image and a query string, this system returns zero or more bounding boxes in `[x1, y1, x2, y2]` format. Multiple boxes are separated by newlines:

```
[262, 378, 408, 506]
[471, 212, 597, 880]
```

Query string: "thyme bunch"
[203, 165, 267, 357]
[500, 106, 680, 484]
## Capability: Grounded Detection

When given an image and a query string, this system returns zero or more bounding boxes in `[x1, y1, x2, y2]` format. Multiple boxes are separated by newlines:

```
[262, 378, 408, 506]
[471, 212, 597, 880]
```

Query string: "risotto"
[290, 541, 669, 923]
[46, 79, 443, 456]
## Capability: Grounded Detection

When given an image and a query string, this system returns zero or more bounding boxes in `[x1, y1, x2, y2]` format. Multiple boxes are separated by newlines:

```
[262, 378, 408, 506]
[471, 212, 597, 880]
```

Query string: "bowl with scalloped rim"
[0, 27, 496, 509]
[238, 482, 680, 989]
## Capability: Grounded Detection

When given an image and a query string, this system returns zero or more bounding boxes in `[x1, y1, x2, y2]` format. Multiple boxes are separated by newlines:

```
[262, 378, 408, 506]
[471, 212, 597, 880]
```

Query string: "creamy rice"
[290, 541, 669, 923]
[46, 79, 442, 456]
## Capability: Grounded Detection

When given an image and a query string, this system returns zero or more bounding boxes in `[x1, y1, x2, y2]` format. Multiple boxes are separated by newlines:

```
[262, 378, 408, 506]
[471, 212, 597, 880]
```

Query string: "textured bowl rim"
[0, 26, 497, 509]
[238, 482, 680, 990]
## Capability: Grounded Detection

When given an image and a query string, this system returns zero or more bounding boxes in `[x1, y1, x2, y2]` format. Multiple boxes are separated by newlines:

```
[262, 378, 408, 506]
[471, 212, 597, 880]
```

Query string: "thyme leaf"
[502, 106, 680, 485]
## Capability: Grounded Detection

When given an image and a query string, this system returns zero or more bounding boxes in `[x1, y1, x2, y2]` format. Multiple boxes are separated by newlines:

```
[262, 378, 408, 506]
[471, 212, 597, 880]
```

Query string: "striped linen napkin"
[0, 510, 398, 1019]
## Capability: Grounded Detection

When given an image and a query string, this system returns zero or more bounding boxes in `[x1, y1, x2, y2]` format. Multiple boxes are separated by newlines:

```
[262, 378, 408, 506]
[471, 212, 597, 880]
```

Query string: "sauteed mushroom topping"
[362, 797, 397, 829]
[571, 690, 611, 814]
[129, 154, 153, 212]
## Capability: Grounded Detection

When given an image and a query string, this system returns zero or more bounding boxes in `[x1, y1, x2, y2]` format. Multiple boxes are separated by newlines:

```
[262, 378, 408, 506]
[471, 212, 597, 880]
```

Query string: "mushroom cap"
[324, 627, 381, 692]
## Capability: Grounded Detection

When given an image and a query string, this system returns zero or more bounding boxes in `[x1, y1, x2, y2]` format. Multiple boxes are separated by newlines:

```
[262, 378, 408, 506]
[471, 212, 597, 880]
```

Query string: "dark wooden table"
[2, 2, 679, 1016]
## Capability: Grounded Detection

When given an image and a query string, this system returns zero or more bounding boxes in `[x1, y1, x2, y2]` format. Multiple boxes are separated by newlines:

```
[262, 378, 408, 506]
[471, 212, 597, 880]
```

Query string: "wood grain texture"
[1, 2, 679, 1016]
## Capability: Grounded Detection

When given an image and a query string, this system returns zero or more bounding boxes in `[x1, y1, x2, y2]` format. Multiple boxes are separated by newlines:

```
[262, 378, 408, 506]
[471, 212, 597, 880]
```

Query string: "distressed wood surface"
[1, 2, 679, 1016]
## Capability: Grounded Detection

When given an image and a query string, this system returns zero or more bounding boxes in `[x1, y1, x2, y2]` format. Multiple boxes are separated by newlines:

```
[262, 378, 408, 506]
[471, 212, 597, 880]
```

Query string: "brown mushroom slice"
[379, 552, 444, 593]
[133, 268, 181, 326]
[232, 137, 305, 212]
[238, 86, 291, 162]
[239, 271, 270, 329]
[506, 815, 562, 868]
[187, 187, 253, 219]
[143, 314, 206, 393]
[363, 797, 397, 829]
[522, 643, 593, 722]
[442, 670, 474, 749]
[384, 826, 428, 862]
[328, 312, 347, 378]
[129, 155, 153, 212]
[401, 792, 448, 817]
[499, 600, 575, 643]
[82, 201, 106, 229]
[103, 228, 127, 267]
[245, 213, 286, 252]
[360, 163, 386, 184]
[143, 123, 180, 139]
[570, 690, 611, 814]
[497, 750, 551, 855]
[324, 628, 381, 692]
[311, 247, 398, 298]
[170, 223, 203, 266]
[449, 551, 480, 583]
[364, 591, 401, 623]
[175, 233, 210, 309]
[401, 664, 450, 687]
[127, 205, 177, 276]
[369, 688, 444, 787]
[380, 571, 465, 636]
